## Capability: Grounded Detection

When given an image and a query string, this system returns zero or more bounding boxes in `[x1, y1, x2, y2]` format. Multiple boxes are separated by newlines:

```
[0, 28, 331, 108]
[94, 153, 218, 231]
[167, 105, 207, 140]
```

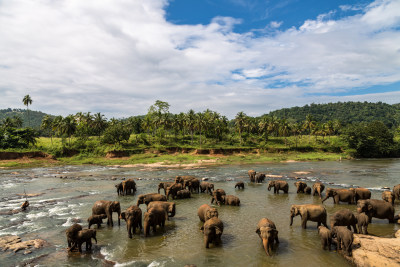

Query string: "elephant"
[115, 182, 123, 196]
[318, 226, 332, 250]
[76, 229, 97, 252]
[248, 170, 256, 182]
[175, 175, 196, 185]
[304, 186, 312, 194]
[120, 205, 142, 238]
[158, 182, 174, 195]
[136, 193, 167, 206]
[66, 223, 82, 251]
[143, 207, 166, 237]
[200, 181, 214, 194]
[255, 218, 279, 256]
[255, 173, 266, 183]
[166, 183, 184, 200]
[393, 184, 400, 201]
[235, 181, 245, 190]
[92, 200, 121, 227]
[202, 217, 224, 248]
[87, 214, 107, 229]
[312, 182, 325, 199]
[184, 178, 200, 193]
[290, 204, 328, 229]
[357, 199, 395, 223]
[294, 181, 308, 193]
[356, 212, 369, 235]
[330, 209, 358, 233]
[382, 190, 395, 205]
[211, 189, 226, 205]
[197, 204, 218, 223]
[268, 180, 289, 194]
[219, 195, 240, 206]
[349, 187, 371, 203]
[331, 226, 353, 256]
[176, 189, 191, 199]
[148, 201, 176, 220]
[321, 188, 355, 204]
[121, 178, 136, 195]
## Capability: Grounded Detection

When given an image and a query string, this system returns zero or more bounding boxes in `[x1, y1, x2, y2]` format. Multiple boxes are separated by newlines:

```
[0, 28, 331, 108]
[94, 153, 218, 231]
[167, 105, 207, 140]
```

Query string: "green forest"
[1, 100, 400, 159]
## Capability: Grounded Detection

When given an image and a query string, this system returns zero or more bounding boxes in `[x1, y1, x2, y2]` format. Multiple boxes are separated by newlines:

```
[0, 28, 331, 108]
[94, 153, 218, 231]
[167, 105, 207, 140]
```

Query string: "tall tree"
[235, 111, 247, 145]
[41, 115, 54, 146]
[186, 109, 196, 145]
[22, 95, 32, 127]
[92, 112, 107, 138]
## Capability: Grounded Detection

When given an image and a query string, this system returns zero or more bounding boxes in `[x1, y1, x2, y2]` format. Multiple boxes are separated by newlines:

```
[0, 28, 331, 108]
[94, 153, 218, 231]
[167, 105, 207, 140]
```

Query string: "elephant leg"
[352, 224, 357, 233]
[301, 218, 308, 229]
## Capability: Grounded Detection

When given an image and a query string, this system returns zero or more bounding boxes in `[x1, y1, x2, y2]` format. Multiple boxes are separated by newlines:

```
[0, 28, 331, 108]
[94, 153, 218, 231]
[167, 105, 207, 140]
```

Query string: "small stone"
[24, 250, 32, 254]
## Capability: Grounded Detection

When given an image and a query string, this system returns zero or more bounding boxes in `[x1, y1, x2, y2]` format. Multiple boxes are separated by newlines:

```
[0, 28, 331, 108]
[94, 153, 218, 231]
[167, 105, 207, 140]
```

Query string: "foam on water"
[27, 211, 48, 220]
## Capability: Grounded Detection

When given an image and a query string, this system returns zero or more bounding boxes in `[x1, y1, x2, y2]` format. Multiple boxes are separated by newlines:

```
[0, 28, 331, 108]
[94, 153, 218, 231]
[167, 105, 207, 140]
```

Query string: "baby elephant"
[220, 195, 240, 206]
[87, 214, 107, 229]
[202, 217, 224, 248]
[197, 204, 219, 223]
[176, 189, 191, 199]
[318, 226, 332, 250]
[256, 218, 279, 256]
[235, 181, 245, 190]
[356, 212, 369, 235]
[76, 229, 97, 253]
[331, 226, 353, 256]
[304, 186, 312, 194]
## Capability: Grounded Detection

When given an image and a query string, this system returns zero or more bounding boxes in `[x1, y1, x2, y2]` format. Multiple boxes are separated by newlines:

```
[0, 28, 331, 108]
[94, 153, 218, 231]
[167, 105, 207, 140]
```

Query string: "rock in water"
[351, 233, 400, 266]
[0, 235, 46, 253]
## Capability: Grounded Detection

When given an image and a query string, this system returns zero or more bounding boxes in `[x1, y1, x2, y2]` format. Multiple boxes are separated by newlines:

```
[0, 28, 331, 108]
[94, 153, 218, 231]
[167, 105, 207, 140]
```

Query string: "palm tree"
[41, 115, 54, 146]
[303, 114, 316, 139]
[22, 95, 32, 127]
[92, 112, 107, 138]
[13, 116, 23, 128]
[279, 119, 291, 146]
[60, 115, 77, 145]
[196, 112, 206, 147]
[185, 109, 196, 145]
[258, 116, 270, 142]
[235, 111, 247, 145]
[291, 123, 302, 148]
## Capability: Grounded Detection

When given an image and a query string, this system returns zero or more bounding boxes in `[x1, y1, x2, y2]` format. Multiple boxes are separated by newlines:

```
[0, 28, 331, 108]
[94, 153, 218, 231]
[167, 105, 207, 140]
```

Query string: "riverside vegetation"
[1, 100, 400, 168]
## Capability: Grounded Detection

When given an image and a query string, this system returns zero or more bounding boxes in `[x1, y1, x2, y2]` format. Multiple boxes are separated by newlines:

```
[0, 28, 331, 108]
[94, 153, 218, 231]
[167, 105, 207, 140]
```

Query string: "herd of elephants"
[65, 169, 400, 259]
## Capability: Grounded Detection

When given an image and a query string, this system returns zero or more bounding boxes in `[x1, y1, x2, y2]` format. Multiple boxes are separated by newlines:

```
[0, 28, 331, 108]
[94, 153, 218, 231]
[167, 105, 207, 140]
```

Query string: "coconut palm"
[279, 118, 291, 146]
[303, 114, 316, 138]
[60, 115, 77, 145]
[22, 95, 32, 127]
[196, 112, 206, 147]
[235, 111, 247, 145]
[258, 116, 270, 142]
[185, 109, 196, 145]
[92, 112, 107, 138]
[40, 115, 54, 146]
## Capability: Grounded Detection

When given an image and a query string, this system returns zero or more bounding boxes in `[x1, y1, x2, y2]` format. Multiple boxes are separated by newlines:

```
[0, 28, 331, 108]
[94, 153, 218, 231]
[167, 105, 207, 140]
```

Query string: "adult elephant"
[357, 199, 395, 223]
[255, 173, 266, 183]
[220, 195, 240, 206]
[76, 229, 97, 252]
[148, 201, 176, 220]
[137, 193, 167, 206]
[331, 226, 354, 256]
[166, 183, 184, 200]
[200, 181, 214, 194]
[202, 217, 224, 248]
[312, 182, 325, 199]
[330, 209, 358, 233]
[121, 179, 136, 196]
[120, 205, 142, 238]
[350, 187, 371, 203]
[184, 178, 200, 193]
[115, 182, 123, 196]
[211, 189, 226, 205]
[66, 223, 82, 251]
[290, 204, 328, 229]
[268, 180, 289, 194]
[175, 175, 196, 185]
[158, 182, 174, 195]
[294, 181, 308, 193]
[197, 204, 218, 222]
[393, 184, 400, 201]
[382, 190, 395, 205]
[92, 200, 121, 227]
[255, 218, 279, 256]
[321, 188, 355, 204]
[143, 207, 166, 237]
[248, 170, 256, 183]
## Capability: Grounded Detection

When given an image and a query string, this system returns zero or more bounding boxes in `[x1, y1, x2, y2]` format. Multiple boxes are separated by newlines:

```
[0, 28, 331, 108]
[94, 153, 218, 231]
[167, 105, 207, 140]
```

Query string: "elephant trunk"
[321, 195, 328, 203]
[262, 239, 270, 256]
[268, 186, 271, 191]
[144, 221, 150, 237]
[204, 235, 210, 248]
[290, 215, 294, 226]
[169, 206, 175, 217]
[117, 208, 121, 226]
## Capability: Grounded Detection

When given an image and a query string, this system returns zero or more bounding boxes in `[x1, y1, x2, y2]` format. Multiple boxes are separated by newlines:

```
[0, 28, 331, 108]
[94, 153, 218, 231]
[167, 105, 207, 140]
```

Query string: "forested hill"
[0, 108, 51, 129]
[267, 102, 400, 128]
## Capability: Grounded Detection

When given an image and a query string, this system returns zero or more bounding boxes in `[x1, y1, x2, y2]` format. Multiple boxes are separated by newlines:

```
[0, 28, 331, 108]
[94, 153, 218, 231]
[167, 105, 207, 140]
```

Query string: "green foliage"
[101, 123, 131, 145]
[0, 127, 37, 149]
[0, 108, 51, 129]
[343, 121, 397, 158]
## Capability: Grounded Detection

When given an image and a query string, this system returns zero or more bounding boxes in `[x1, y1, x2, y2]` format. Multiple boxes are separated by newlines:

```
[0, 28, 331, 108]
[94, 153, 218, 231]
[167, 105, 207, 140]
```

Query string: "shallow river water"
[0, 159, 399, 267]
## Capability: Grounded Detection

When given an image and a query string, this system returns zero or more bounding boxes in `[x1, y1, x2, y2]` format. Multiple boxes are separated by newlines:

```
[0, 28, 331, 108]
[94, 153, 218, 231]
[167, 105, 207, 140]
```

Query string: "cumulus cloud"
[0, 0, 399, 119]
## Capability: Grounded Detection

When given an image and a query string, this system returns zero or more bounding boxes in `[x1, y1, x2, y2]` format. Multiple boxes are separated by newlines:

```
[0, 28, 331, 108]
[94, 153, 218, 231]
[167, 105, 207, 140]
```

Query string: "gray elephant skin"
[256, 218, 279, 256]
[92, 200, 121, 227]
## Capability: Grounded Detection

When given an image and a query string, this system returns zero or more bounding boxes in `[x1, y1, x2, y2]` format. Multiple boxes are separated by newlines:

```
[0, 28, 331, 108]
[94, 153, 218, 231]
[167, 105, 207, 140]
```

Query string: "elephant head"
[256, 226, 278, 255]
[321, 188, 336, 202]
[137, 195, 145, 206]
[109, 201, 121, 226]
[205, 208, 218, 221]
[290, 205, 301, 226]
[168, 203, 176, 217]
[294, 181, 307, 192]
[357, 200, 372, 214]
[204, 224, 223, 248]
[120, 211, 126, 221]
[267, 181, 276, 191]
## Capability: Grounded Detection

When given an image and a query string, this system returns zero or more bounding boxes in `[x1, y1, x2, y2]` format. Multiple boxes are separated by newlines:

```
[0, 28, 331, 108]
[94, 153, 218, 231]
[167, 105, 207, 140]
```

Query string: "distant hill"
[0, 108, 52, 129]
[267, 101, 400, 128]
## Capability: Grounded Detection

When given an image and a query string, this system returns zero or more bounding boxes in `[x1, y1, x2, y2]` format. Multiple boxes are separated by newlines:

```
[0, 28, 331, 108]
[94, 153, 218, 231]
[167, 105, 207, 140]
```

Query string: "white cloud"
[0, 0, 399, 119]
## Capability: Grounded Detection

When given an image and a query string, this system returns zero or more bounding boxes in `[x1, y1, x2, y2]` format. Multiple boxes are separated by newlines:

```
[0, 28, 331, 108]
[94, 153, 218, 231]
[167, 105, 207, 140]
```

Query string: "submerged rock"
[350, 231, 400, 267]
[0, 235, 47, 253]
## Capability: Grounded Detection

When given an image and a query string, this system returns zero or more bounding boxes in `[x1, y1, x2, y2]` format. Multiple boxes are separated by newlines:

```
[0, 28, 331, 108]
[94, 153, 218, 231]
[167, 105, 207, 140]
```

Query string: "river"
[0, 159, 399, 266]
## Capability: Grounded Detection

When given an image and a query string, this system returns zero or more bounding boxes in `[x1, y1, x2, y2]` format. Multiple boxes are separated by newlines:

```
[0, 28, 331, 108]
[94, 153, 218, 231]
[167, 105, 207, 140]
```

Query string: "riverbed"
[0, 159, 399, 266]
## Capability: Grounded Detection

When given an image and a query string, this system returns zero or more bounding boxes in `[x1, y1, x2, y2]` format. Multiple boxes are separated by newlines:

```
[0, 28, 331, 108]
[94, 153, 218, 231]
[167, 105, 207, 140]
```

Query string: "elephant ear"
[332, 191, 337, 196]
[272, 229, 278, 236]
[367, 204, 373, 211]
[255, 228, 260, 234]
[120, 212, 126, 220]
[294, 207, 299, 214]
[215, 226, 222, 235]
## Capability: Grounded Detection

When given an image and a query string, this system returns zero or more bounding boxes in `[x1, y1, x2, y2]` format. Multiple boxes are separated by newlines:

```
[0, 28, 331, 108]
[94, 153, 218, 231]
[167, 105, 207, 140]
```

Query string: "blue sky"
[0, 0, 399, 118]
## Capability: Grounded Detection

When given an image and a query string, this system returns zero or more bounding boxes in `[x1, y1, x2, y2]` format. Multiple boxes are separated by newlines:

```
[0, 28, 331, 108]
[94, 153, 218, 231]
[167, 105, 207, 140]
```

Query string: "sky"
[0, 0, 399, 119]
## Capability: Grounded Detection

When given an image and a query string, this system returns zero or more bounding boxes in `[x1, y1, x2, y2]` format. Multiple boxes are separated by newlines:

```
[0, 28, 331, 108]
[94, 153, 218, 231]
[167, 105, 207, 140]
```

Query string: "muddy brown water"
[0, 159, 399, 266]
